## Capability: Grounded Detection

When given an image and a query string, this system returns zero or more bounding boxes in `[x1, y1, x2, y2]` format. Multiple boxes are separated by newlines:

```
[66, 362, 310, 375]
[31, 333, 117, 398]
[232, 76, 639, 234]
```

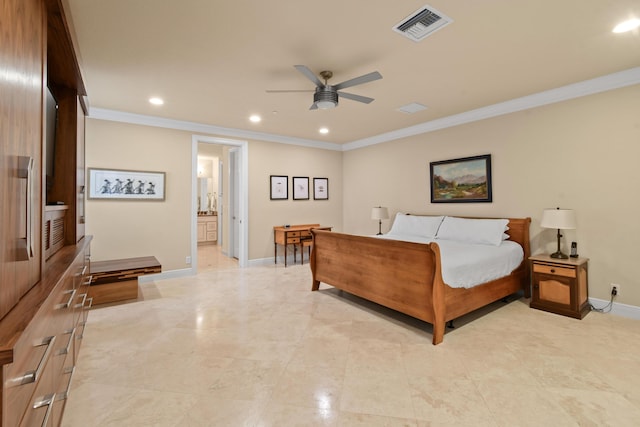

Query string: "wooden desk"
[273, 224, 331, 267]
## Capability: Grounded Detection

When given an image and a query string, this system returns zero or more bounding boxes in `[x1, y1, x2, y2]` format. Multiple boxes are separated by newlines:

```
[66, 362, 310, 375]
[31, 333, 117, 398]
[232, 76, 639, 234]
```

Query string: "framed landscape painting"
[430, 154, 492, 203]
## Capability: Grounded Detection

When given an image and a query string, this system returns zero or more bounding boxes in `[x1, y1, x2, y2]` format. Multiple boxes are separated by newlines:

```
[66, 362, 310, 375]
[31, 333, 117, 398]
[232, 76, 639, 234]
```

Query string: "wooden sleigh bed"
[310, 216, 531, 345]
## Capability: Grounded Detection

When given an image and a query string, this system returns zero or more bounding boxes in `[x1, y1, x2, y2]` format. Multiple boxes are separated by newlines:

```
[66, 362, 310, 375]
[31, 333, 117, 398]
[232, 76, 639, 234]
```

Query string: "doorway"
[191, 135, 248, 271]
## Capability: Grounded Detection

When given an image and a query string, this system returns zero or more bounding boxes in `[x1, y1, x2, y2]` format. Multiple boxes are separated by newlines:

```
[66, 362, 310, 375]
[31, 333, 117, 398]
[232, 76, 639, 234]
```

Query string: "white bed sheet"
[375, 233, 524, 289]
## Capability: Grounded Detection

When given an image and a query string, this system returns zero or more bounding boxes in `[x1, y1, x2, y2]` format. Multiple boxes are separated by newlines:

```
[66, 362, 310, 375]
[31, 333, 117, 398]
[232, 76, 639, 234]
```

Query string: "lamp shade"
[371, 206, 389, 220]
[540, 208, 576, 230]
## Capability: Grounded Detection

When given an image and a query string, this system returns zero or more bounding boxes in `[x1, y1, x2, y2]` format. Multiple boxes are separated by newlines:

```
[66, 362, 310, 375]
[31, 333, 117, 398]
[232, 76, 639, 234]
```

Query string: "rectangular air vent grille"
[393, 5, 453, 42]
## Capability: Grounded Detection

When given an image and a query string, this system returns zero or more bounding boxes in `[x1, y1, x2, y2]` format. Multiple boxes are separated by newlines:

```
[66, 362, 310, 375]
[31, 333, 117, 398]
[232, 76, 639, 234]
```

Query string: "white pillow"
[436, 216, 509, 246]
[388, 213, 444, 238]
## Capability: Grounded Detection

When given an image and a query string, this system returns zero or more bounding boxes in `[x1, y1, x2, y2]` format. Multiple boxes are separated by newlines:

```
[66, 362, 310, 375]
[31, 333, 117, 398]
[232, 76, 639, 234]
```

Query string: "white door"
[229, 148, 240, 259]
[217, 160, 223, 245]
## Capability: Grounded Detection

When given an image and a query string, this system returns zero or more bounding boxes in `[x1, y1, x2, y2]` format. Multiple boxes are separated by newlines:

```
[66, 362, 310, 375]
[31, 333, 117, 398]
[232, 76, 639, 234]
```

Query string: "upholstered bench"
[88, 256, 161, 305]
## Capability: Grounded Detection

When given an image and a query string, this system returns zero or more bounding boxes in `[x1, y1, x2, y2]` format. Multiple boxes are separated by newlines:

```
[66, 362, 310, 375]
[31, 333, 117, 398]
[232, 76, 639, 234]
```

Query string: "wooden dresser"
[0, 238, 92, 427]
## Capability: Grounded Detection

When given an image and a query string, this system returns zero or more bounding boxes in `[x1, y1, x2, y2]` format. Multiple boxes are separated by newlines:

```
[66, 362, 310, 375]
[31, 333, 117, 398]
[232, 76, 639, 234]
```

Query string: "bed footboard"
[310, 230, 445, 341]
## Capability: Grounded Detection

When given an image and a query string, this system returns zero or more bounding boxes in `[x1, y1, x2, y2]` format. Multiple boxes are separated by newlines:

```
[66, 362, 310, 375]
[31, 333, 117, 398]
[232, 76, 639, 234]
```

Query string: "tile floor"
[63, 245, 640, 426]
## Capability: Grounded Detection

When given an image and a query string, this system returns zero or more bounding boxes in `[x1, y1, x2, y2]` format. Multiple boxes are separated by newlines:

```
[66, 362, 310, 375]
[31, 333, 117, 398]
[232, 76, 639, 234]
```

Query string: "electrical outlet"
[610, 283, 620, 297]
[186, 256, 191, 264]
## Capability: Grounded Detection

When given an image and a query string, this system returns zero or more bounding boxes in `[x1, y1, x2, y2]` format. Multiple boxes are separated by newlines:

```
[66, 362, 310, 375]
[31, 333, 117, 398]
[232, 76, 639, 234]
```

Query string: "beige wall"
[247, 141, 343, 260]
[85, 120, 192, 271]
[85, 84, 639, 307]
[343, 84, 640, 307]
[85, 119, 343, 269]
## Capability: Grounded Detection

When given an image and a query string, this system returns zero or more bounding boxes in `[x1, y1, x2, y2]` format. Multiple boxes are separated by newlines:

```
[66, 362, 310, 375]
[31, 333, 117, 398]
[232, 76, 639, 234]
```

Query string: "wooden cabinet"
[0, 0, 44, 321]
[530, 254, 590, 319]
[0, 238, 92, 427]
[197, 215, 218, 244]
[1, 0, 89, 425]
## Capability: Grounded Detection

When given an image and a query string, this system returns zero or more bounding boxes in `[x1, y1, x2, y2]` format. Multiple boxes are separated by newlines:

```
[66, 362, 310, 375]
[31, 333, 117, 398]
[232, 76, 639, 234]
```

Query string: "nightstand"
[529, 254, 590, 319]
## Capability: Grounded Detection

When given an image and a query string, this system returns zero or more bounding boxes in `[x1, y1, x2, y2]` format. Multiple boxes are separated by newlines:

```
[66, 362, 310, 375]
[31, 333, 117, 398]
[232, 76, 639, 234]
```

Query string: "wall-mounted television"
[44, 86, 58, 200]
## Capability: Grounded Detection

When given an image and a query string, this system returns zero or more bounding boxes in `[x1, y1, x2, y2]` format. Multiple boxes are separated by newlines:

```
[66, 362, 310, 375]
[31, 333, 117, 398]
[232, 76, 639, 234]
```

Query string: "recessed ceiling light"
[319, 127, 329, 134]
[149, 97, 164, 105]
[249, 114, 262, 123]
[613, 18, 640, 33]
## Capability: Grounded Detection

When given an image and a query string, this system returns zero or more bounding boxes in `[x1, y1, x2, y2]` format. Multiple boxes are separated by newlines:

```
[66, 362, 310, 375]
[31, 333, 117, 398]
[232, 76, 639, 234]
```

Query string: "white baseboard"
[588, 297, 640, 320]
[248, 257, 272, 267]
[138, 267, 195, 283]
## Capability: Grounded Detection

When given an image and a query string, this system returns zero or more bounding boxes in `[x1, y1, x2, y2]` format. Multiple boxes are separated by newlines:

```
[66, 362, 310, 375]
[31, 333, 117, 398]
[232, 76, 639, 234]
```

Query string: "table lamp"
[371, 206, 389, 235]
[540, 207, 576, 259]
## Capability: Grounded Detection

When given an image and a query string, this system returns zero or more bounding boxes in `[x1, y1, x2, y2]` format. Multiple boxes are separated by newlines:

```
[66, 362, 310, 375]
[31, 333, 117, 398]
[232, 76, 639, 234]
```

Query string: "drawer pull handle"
[75, 293, 87, 309]
[33, 392, 56, 427]
[59, 366, 76, 401]
[80, 265, 88, 276]
[79, 297, 93, 329]
[59, 328, 76, 356]
[7, 335, 56, 387]
[550, 269, 555, 273]
[83, 274, 93, 286]
[17, 156, 34, 260]
[56, 289, 77, 309]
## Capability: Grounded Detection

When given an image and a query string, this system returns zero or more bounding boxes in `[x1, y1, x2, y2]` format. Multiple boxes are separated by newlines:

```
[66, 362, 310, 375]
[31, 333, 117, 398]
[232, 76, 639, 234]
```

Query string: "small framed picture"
[270, 175, 288, 200]
[293, 176, 309, 200]
[313, 177, 329, 200]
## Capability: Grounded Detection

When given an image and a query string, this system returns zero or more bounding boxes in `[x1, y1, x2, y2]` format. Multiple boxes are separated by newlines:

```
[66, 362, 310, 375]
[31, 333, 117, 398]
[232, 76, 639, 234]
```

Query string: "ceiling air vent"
[393, 5, 453, 42]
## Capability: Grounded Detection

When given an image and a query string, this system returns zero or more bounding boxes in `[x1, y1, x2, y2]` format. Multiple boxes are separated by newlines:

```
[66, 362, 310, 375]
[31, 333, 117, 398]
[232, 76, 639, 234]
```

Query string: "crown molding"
[88, 108, 344, 151]
[90, 67, 640, 152]
[343, 66, 640, 151]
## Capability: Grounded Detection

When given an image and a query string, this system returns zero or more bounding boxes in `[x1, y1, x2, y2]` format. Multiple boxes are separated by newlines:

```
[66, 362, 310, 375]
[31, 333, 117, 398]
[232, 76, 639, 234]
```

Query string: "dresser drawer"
[4, 331, 56, 427]
[533, 263, 576, 278]
[18, 360, 56, 427]
[4, 260, 77, 427]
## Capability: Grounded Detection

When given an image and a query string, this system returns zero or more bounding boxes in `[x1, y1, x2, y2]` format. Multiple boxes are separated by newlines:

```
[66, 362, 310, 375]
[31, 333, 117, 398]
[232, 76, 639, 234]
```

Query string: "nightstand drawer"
[533, 263, 575, 278]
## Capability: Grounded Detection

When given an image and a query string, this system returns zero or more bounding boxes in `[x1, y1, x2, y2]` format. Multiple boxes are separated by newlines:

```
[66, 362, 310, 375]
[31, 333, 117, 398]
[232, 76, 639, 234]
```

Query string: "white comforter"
[375, 234, 524, 289]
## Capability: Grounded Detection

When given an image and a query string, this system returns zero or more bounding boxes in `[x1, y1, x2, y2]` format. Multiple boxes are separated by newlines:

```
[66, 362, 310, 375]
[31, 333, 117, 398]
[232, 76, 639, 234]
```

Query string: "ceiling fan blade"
[333, 71, 382, 91]
[294, 65, 324, 87]
[266, 89, 315, 93]
[338, 91, 375, 104]
[309, 103, 318, 110]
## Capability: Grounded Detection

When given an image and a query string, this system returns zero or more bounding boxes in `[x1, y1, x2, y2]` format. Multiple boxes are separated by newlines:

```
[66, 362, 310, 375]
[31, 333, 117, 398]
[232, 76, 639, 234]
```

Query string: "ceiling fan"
[267, 65, 382, 110]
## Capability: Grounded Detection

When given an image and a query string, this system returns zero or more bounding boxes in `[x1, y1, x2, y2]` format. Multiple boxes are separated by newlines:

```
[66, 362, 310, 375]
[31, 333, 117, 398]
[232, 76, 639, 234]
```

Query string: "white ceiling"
[66, 0, 640, 146]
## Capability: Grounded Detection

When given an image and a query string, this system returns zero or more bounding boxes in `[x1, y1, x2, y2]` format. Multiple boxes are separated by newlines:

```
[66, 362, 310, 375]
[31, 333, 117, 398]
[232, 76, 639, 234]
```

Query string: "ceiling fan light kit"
[313, 88, 338, 109]
[267, 65, 382, 111]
